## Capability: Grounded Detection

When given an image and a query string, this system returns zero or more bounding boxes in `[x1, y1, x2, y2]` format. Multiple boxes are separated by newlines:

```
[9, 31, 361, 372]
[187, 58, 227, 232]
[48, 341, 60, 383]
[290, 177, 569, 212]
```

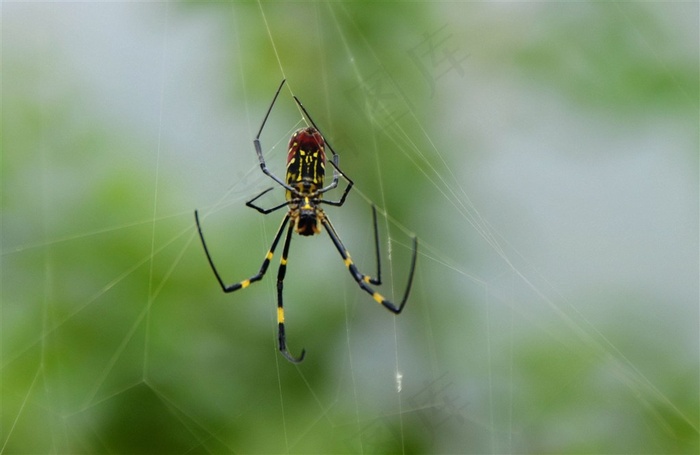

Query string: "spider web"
[2, 2, 699, 454]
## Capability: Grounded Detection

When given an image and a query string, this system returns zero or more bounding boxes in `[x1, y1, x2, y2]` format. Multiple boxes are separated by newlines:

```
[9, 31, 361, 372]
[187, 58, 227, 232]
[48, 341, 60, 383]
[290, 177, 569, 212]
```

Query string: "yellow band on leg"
[277, 306, 285, 323]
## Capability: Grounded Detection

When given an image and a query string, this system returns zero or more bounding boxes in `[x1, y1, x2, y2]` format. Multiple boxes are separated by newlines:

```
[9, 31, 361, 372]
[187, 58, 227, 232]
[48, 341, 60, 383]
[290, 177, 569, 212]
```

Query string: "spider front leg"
[252, 79, 298, 196]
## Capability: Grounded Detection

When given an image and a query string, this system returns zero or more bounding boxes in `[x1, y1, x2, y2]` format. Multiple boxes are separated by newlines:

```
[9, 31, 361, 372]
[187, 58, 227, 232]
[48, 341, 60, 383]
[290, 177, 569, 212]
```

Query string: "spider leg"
[194, 211, 290, 293]
[253, 79, 300, 196]
[321, 213, 417, 314]
[254, 137, 299, 194]
[256, 79, 286, 139]
[276, 220, 306, 363]
[315, 153, 353, 204]
[369, 205, 382, 285]
[291, 95, 354, 206]
[245, 187, 290, 215]
[317, 154, 353, 207]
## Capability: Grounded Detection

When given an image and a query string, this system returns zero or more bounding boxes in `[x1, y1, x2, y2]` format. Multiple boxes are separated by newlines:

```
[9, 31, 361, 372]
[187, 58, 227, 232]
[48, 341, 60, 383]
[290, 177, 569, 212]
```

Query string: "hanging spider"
[194, 79, 418, 363]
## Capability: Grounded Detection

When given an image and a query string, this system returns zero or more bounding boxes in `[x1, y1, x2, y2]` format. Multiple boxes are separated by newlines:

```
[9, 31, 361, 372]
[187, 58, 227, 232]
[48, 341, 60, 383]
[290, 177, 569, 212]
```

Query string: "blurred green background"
[2, 1, 698, 453]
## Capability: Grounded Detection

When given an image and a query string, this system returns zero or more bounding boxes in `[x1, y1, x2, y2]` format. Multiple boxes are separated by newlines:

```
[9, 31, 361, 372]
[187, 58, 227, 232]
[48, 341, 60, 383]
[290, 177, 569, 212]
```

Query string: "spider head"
[295, 197, 321, 236]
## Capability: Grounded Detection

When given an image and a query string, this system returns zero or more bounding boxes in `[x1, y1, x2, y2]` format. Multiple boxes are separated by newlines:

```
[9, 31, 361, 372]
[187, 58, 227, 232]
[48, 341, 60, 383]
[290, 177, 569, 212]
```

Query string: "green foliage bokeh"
[2, 2, 698, 454]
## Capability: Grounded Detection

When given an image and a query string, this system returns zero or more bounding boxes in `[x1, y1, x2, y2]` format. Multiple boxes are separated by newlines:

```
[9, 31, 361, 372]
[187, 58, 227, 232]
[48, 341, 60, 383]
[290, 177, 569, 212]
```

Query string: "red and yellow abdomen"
[285, 127, 326, 200]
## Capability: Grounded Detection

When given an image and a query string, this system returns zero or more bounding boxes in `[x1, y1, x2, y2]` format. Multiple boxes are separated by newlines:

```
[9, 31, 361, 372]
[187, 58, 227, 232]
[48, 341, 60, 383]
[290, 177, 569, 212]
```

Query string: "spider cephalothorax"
[290, 196, 322, 236]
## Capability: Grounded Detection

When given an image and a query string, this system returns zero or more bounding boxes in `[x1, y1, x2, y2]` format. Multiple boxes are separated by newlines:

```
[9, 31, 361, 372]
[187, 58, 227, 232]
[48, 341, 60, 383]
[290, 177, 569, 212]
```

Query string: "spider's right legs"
[321, 214, 418, 315]
[194, 211, 290, 293]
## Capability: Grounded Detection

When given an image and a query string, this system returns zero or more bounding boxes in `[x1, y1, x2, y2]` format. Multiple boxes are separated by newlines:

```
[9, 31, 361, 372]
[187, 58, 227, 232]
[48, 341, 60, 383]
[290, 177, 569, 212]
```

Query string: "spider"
[194, 79, 418, 363]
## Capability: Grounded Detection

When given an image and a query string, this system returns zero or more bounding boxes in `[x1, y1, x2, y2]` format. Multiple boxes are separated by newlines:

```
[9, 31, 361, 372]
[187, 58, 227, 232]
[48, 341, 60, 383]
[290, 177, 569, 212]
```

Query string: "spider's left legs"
[276, 221, 306, 363]
[194, 212, 291, 293]
[253, 137, 296, 193]
[321, 215, 418, 314]
[245, 187, 290, 215]
[253, 79, 298, 194]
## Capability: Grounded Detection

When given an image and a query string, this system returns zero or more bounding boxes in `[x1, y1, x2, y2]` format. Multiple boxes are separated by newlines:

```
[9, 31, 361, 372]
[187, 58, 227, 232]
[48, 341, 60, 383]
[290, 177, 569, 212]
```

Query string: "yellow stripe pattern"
[277, 306, 285, 323]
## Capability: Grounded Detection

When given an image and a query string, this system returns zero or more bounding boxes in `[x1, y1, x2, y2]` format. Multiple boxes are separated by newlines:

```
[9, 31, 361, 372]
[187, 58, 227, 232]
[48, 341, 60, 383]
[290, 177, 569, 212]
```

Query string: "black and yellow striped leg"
[194, 211, 290, 293]
[321, 215, 418, 314]
[368, 205, 382, 285]
[276, 221, 306, 363]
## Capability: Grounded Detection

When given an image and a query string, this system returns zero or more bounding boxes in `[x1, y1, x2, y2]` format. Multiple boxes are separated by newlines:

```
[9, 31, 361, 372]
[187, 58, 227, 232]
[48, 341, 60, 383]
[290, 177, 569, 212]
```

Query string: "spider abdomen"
[285, 127, 326, 200]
